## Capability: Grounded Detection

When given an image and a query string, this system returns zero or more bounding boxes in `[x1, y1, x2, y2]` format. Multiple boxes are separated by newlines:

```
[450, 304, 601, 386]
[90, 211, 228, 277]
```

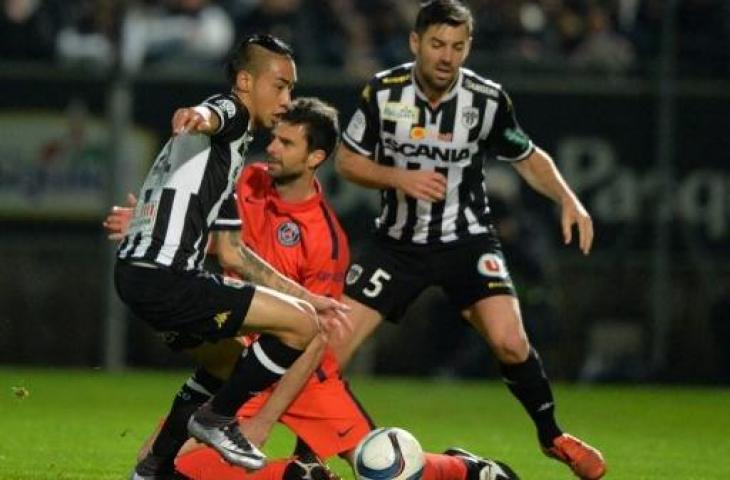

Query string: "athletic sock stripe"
[252, 342, 287, 375]
[185, 378, 214, 398]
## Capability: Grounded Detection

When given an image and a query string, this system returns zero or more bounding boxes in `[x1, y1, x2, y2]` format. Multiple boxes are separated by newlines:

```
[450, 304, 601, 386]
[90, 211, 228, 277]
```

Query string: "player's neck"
[414, 69, 454, 107]
[273, 174, 317, 202]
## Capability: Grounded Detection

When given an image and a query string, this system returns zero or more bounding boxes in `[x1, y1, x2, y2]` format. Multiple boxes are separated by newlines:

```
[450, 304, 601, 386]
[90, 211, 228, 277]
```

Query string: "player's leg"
[335, 238, 429, 369]
[188, 285, 320, 469]
[329, 295, 383, 368]
[442, 237, 605, 480]
[467, 297, 604, 479]
[441, 448, 520, 480]
[129, 271, 319, 475]
[132, 338, 242, 478]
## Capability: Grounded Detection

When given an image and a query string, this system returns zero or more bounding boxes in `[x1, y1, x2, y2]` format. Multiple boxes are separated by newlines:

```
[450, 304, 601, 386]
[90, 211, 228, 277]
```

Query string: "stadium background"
[1, 0, 729, 386]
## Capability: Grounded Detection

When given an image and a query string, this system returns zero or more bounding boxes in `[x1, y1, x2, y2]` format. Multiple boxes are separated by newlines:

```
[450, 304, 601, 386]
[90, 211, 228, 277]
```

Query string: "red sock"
[175, 448, 289, 480]
[422, 453, 468, 480]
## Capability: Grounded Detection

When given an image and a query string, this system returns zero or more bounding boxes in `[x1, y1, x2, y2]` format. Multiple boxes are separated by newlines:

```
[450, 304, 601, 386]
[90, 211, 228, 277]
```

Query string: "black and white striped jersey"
[342, 62, 534, 244]
[117, 93, 253, 271]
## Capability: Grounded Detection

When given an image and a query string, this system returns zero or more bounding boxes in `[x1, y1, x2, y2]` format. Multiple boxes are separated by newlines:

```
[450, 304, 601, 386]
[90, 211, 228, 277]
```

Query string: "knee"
[492, 333, 530, 364]
[284, 299, 318, 349]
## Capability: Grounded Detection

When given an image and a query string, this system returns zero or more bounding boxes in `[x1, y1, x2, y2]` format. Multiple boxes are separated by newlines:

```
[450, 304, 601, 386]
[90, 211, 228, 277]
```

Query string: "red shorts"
[237, 349, 373, 459]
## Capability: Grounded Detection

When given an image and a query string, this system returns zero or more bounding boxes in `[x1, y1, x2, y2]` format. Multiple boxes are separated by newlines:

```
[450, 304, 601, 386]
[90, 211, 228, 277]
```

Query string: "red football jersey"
[224, 163, 349, 375]
[235, 163, 349, 299]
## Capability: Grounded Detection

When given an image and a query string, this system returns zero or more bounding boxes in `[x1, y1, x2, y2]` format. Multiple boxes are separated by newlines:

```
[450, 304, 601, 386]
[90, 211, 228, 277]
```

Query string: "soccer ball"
[354, 427, 425, 480]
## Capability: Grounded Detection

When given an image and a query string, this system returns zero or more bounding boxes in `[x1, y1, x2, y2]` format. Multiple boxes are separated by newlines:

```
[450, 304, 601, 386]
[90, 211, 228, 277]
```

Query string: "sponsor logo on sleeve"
[382, 74, 410, 85]
[215, 98, 237, 119]
[463, 78, 499, 97]
[504, 128, 530, 150]
[346, 109, 367, 142]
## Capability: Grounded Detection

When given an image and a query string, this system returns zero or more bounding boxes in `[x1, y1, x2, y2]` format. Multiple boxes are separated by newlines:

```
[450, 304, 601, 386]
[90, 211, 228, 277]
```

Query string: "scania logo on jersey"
[277, 221, 301, 247]
[382, 102, 419, 123]
[461, 106, 480, 129]
[215, 98, 237, 119]
[477, 253, 508, 278]
[383, 137, 471, 162]
[346, 264, 364, 285]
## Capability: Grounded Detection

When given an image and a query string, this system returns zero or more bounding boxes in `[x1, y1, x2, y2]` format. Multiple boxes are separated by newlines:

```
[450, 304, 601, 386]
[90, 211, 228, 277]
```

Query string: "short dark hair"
[415, 0, 473, 35]
[225, 34, 294, 85]
[280, 97, 339, 163]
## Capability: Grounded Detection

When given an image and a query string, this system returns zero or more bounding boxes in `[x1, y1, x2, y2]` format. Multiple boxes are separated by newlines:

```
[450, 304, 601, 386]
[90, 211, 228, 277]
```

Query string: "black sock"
[293, 437, 317, 462]
[148, 368, 223, 460]
[500, 347, 563, 448]
[210, 334, 303, 417]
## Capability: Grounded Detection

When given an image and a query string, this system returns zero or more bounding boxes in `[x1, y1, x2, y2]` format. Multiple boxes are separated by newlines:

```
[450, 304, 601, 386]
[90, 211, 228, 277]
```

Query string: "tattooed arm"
[214, 230, 310, 299]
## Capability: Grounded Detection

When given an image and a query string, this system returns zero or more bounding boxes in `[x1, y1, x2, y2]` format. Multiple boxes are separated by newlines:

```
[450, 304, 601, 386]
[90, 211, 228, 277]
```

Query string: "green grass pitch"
[1, 368, 729, 479]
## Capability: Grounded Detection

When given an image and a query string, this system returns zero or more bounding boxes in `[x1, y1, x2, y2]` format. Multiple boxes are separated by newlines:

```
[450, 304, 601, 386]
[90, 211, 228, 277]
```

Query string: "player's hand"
[102, 193, 137, 240]
[172, 106, 214, 135]
[306, 293, 352, 340]
[393, 169, 448, 202]
[561, 195, 593, 255]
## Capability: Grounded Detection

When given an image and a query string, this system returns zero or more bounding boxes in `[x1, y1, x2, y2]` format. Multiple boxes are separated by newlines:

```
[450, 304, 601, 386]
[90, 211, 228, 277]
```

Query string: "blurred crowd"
[1, 0, 728, 77]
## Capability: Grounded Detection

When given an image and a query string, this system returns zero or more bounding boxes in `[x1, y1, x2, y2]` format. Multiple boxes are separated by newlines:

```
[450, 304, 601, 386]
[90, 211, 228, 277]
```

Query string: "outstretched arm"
[511, 147, 594, 255]
[171, 105, 220, 135]
[215, 230, 351, 335]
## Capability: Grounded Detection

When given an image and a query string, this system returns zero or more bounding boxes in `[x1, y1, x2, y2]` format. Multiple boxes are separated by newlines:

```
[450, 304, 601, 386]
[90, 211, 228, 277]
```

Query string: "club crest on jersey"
[382, 102, 419, 123]
[346, 264, 364, 285]
[461, 106, 480, 129]
[277, 221, 301, 247]
[477, 253, 508, 278]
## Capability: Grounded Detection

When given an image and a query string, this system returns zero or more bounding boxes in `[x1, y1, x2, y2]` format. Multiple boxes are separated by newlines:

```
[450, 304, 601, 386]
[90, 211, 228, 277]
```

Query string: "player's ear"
[409, 31, 420, 57]
[235, 70, 254, 94]
[307, 149, 327, 170]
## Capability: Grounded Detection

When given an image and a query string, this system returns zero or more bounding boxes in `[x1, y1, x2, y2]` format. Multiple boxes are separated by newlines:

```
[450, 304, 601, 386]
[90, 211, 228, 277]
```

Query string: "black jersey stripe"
[142, 187, 176, 262]
[398, 162, 421, 240]
[468, 93, 487, 143]
[427, 166, 450, 242]
[382, 85, 405, 135]
[170, 193, 204, 268]
[439, 96, 458, 136]
[319, 202, 340, 260]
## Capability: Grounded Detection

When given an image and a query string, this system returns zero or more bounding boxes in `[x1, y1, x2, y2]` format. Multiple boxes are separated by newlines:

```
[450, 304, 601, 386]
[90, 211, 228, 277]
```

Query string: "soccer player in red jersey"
[106, 97, 519, 480]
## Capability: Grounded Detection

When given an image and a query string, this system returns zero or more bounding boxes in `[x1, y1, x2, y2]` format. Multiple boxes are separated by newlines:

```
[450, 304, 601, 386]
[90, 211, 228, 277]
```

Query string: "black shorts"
[344, 232, 516, 322]
[114, 260, 255, 351]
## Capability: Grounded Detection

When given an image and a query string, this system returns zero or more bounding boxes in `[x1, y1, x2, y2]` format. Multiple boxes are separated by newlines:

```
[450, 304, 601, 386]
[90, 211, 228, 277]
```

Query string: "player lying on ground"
[106, 97, 519, 480]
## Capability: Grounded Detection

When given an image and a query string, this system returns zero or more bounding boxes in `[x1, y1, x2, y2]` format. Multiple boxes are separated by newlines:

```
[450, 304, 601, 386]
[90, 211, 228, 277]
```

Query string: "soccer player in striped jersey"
[107, 98, 520, 480]
[334, 1, 605, 479]
[113, 35, 348, 479]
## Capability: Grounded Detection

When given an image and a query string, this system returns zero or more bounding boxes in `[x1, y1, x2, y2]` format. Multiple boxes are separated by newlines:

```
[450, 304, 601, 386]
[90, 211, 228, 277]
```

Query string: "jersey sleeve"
[211, 193, 242, 231]
[341, 79, 380, 158]
[201, 94, 250, 142]
[484, 89, 535, 162]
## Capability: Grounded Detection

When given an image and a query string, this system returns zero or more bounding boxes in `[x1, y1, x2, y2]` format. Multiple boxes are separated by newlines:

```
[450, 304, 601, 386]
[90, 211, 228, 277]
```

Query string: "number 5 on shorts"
[362, 268, 392, 298]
